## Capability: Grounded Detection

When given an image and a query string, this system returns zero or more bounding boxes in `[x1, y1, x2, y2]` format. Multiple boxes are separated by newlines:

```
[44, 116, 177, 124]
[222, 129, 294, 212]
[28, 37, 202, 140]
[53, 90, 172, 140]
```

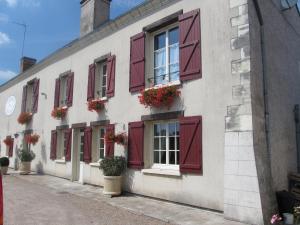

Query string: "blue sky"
[0, 0, 145, 85]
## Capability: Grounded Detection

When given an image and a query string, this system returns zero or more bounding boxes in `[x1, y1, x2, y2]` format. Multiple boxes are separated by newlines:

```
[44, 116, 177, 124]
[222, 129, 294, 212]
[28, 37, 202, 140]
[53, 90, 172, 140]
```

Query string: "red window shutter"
[106, 55, 116, 98]
[83, 127, 92, 163]
[54, 78, 60, 108]
[87, 64, 96, 101]
[32, 79, 40, 113]
[65, 129, 72, 161]
[50, 130, 57, 160]
[21, 85, 27, 112]
[105, 124, 115, 157]
[66, 72, 74, 107]
[179, 9, 202, 81]
[128, 121, 144, 169]
[129, 32, 145, 92]
[179, 116, 202, 174]
[8, 138, 14, 157]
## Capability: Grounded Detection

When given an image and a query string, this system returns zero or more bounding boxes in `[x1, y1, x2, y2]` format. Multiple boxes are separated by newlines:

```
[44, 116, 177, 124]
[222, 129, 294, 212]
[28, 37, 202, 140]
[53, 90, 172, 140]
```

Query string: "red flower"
[105, 132, 127, 146]
[17, 112, 32, 125]
[87, 99, 105, 112]
[25, 134, 40, 145]
[138, 85, 180, 108]
[3, 137, 13, 147]
[51, 107, 68, 119]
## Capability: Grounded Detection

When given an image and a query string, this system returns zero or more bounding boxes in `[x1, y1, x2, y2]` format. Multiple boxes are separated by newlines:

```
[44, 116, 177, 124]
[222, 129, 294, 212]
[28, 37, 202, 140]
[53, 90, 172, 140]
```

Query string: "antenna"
[281, 0, 298, 9]
[12, 21, 27, 58]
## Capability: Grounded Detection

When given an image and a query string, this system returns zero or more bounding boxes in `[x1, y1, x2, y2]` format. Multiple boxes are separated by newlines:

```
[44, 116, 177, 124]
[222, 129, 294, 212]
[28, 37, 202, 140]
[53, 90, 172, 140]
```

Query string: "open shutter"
[87, 64, 96, 101]
[50, 130, 57, 160]
[179, 116, 202, 174]
[65, 129, 72, 161]
[83, 127, 92, 163]
[129, 32, 145, 92]
[179, 9, 201, 81]
[106, 55, 116, 98]
[105, 124, 115, 157]
[21, 85, 27, 112]
[128, 121, 144, 169]
[32, 79, 40, 113]
[54, 78, 60, 108]
[66, 72, 74, 107]
[8, 138, 14, 157]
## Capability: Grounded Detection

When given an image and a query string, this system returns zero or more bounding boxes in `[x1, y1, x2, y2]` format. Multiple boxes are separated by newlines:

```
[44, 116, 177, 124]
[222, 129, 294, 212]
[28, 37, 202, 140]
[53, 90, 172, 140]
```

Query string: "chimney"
[80, 0, 111, 37]
[20, 57, 37, 73]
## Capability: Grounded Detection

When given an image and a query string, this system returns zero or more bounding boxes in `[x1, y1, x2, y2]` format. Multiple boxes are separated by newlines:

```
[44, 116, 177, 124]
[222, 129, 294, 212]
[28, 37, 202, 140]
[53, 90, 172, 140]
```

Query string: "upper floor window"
[54, 72, 74, 109]
[95, 62, 107, 99]
[59, 75, 68, 107]
[154, 27, 179, 86]
[21, 78, 40, 113]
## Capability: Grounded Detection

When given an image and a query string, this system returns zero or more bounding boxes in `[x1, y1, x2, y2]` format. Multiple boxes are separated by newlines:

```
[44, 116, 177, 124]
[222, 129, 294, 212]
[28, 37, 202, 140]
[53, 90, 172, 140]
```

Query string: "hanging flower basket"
[105, 132, 127, 146]
[25, 134, 40, 146]
[17, 112, 33, 125]
[138, 85, 181, 108]
[87, 99, 105, 112]
[3, 137, 13, 147]
[51, 107, 68, 119]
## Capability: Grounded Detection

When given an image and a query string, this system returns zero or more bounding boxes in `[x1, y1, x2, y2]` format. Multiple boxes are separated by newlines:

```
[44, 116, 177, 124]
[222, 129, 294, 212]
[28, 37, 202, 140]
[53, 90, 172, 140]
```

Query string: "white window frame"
[79, 129, 85, 162]
[152, 24, 180, 87]
[98, 127, 106, 160]
[59, 75, 68, 107]
[151, 120, 180, 170]
[95, 61, 107, 100]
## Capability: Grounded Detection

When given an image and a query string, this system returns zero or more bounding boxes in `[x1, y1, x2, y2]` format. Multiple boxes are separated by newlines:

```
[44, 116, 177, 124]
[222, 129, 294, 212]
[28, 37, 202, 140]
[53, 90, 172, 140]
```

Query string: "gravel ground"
[3, 175, 171, 225]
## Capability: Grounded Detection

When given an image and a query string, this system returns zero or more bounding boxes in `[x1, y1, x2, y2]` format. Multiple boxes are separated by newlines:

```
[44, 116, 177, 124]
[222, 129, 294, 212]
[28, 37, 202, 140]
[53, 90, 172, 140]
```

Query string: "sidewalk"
[8, 171, 247, 225]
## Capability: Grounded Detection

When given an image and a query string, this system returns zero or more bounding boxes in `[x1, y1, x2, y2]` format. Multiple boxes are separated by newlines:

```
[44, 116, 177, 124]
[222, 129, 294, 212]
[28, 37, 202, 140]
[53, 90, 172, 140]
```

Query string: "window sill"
[141, 168, 181, 177]
[89, 162, 100, 167]
[55, 159, 66, 164]
[145, 80, 181, 91]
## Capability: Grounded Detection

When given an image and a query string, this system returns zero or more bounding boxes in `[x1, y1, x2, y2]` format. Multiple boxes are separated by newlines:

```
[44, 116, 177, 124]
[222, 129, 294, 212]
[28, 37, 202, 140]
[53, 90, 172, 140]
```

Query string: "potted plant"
[17, 148, 35, 175]
[0, 157, 9, 175]
[17, 112, 32, 125]
[25, 134, 40, 146]
[3, 136, 13, 147]
[87, 99, 105, 112]
[99, 156, 126, 196]
[51, 106, 68, 119]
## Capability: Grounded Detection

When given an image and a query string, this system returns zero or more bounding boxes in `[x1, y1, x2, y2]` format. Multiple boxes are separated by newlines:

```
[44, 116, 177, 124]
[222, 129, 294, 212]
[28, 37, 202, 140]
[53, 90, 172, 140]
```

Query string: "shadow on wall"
[124, 169, 136, 192]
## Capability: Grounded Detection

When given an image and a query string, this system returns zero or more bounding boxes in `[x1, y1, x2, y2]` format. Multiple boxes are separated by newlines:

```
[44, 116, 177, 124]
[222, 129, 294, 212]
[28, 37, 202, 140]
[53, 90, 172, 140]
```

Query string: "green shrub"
[17, 149, 35, 162]
[99, 156, 126, 176]
[0, 157, 9, 167]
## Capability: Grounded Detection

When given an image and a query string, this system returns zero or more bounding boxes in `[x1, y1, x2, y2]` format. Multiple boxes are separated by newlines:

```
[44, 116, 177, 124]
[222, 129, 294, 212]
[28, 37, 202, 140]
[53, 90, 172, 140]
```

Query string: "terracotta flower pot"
[19, 161, 31, 175]
[1, 167, 8, 175]
[103, 176, 122, 196]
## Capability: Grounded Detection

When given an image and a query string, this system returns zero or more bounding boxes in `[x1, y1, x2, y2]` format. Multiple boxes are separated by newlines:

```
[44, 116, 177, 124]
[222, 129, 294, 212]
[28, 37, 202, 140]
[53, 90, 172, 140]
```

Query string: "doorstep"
[8, 170, 247, 225]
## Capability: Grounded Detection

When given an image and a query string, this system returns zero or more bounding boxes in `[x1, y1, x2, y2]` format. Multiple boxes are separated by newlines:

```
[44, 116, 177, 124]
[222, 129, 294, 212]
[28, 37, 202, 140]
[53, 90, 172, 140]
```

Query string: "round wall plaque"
[5, 96, 16, 116]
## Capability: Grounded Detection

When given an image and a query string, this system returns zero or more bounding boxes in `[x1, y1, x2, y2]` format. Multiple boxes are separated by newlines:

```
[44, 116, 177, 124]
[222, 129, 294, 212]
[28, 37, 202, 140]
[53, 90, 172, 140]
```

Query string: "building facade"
[0, 0, 300, 224]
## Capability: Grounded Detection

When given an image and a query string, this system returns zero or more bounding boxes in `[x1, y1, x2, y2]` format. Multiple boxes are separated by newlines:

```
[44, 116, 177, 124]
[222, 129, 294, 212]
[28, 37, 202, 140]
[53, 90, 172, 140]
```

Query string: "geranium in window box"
[3, 137, 13, 147]
[17, 112, 33, 125]
[87, 99, 105, 112]
[138, 85, 181, 108]
[25, 134, 40, 146]
[105, 132, 127, 146]
[51, 106, 68, 119]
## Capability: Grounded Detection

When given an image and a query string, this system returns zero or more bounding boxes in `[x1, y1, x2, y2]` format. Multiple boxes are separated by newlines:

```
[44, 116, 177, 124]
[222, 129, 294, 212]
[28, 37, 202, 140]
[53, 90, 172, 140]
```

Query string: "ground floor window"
[153, 121, 179, 168]
[98, 127, 105, 160]
[79, 129, 85, 162]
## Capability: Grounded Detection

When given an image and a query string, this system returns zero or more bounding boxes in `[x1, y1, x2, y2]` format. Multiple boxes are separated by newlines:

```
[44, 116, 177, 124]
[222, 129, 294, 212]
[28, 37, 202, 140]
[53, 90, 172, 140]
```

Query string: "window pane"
[102, 75, 107, 86]
[161, 151, 166, 164]
[169, 151, 175, 165]
[176, 137, 180, 150]
[169, 137, 175, 150]
[161, 137, 166, 150]
[168, 123, 176, 136]
[103, 64, 107, 75]
[155, 49, 166, 67]
[169, 44, 179, 63]
[154, 137, 159, 150]
[154, 151, 159, 163]
[154, 68, 167, 85]
[154, 32, 166, 50]
[100, 129, 105, 138]
[100, 139, 104, 149]
[176, 151, 180, 165]
[176, 123, 180, 136]
[102, 87, 106, 97]
[169, 27, 179, 45]
[100, 148, 104, 159]
[154, 124, 160, 136]
[160, 124, 166, 136]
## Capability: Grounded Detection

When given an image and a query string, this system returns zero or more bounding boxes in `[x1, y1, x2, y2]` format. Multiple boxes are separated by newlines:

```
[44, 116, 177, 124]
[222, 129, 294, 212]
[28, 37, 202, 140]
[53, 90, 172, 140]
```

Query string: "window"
[25, 84, 34, 113]
[153, 121, 179, 168]
[98, 127, 106, 159]
[95, 62, 107, 99]
[79, 129, 85, 162]
[154, 27, 179, 85]
[59, 76, 68, 106]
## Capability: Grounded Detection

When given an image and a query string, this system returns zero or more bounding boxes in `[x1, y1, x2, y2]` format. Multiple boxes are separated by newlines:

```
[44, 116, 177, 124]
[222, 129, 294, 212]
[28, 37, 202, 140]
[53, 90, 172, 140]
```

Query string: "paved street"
[3, 175, 170, 225]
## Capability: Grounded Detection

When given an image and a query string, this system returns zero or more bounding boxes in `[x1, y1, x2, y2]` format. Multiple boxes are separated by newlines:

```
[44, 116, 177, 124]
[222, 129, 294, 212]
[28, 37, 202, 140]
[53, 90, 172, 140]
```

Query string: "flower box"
[25, 134, 40, 146]
[138, 85, 180, 108]
[105, 132, 127, 146]
[87, 99, 105, 112]
[3, 137, 13, 147]
[17, 112, 33, 125]
[51, 107, 68, 119]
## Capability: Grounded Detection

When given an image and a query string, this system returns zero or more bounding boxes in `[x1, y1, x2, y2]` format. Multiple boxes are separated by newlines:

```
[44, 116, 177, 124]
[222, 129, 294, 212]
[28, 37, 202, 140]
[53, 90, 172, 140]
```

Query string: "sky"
[0, 0, 145, 85]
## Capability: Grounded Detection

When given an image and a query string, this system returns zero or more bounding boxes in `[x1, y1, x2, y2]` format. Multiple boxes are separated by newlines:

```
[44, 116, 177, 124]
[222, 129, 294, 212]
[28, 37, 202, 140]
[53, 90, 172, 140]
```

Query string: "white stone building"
[1, 0, 300, 224]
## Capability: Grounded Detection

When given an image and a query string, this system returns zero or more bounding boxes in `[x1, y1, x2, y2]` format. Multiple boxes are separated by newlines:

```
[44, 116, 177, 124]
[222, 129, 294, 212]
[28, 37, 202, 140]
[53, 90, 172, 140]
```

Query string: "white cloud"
[0, 32, 10, 45]
[0, 70, 16, 81]
[0, 0, 40, 8]
[3, 0, 17, 7]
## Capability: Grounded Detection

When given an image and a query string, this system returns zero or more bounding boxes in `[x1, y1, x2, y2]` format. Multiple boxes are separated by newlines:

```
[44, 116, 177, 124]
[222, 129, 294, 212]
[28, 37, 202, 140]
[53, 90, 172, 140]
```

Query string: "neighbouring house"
[0, 0, 300, 224]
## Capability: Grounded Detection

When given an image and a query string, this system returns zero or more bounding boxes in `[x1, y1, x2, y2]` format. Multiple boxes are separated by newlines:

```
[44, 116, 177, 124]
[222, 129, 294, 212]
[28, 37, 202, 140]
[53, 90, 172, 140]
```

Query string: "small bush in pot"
[0, 157, 9, 175]
[17, 149, 35, 175]
[99, 156, 126, 196]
